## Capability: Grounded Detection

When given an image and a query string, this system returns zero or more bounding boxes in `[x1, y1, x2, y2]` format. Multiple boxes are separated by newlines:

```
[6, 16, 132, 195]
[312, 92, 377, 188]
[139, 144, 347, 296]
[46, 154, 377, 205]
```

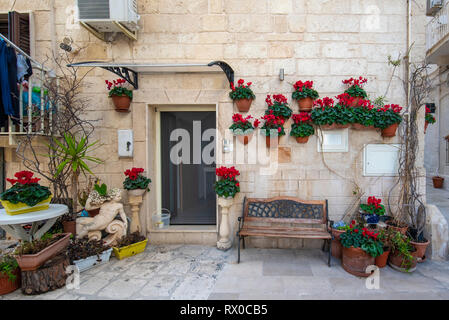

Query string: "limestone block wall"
[0, 0, 428, 247]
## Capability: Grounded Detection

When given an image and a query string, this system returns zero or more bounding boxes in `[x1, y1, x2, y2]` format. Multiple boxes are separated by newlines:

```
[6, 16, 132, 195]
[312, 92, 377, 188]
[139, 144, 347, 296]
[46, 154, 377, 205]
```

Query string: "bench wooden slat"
[239, 228, 331, 239]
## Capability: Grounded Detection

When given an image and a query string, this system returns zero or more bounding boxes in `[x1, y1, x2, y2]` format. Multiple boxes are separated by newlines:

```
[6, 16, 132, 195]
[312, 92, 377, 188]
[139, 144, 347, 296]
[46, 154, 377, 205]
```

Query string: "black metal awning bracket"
[208, 61, 234, 89]
[102, 66, 139, 89]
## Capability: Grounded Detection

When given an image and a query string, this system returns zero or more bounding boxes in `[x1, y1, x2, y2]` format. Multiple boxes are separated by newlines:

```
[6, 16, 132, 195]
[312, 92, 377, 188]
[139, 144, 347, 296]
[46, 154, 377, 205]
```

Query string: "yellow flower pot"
[1, 196, 52, 215]
[113, 238, 148, 260]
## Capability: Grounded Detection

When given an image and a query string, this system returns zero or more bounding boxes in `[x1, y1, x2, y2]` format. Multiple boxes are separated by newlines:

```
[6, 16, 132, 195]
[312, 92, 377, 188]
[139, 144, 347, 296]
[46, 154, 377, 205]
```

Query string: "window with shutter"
[0, 14, 7, 37]
[8, 11, 30, 55]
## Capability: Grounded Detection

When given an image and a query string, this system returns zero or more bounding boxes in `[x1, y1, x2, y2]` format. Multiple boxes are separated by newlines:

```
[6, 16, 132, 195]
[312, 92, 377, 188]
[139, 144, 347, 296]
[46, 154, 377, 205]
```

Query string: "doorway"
[160, 110, 216, 225]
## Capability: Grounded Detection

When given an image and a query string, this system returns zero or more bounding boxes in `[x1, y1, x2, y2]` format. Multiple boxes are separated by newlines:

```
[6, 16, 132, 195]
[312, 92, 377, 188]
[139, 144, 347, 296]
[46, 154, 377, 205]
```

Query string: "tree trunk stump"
[21, 253, 69, 295]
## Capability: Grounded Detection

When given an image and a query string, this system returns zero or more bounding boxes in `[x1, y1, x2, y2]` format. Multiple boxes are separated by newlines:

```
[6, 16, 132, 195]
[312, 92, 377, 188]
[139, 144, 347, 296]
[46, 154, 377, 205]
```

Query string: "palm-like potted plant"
[229, 79, 256, 112]
[0, 171, 52, 215]
[374, 104, 403, 137]
[342, 76, 368, 107]
[106, 78, 133, 112]
[229, 114, 260, 145]
[123, 167, 151, 197]
[260, 113, 286, 148]
[359, 196, 386, 224]
[0, 255, 20, 295]
[424, 106, 436, 134]
[290, 112, 314, 143]
[292, 80, 319, 112]
[264, 94, 292, 122]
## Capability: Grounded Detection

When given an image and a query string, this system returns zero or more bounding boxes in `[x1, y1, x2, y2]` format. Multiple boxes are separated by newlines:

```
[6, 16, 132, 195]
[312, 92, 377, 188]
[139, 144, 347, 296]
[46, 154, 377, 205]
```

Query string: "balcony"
[426, 1, 449, 65]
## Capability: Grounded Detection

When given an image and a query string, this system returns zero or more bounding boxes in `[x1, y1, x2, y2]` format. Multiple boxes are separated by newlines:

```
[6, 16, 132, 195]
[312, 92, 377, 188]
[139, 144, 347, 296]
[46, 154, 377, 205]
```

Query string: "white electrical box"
[363, 144, 400, 176]
[118, 129, 133, 158]
[317, 129, 349, 152]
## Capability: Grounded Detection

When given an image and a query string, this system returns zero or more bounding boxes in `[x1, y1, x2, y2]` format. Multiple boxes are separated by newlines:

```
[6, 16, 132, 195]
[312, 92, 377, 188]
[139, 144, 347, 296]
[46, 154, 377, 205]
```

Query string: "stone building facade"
[0, 0, 427, 248]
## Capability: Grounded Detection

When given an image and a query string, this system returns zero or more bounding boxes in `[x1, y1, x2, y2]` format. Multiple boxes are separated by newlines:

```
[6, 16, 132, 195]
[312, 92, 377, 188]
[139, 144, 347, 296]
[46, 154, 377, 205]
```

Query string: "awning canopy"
[66, 61, 234, 89]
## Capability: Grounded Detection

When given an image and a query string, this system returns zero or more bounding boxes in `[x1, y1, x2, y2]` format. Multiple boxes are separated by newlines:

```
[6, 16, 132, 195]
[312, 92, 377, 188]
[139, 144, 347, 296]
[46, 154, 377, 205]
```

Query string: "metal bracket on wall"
[101, 66, 139, 89]
[208, 61, 234, 88]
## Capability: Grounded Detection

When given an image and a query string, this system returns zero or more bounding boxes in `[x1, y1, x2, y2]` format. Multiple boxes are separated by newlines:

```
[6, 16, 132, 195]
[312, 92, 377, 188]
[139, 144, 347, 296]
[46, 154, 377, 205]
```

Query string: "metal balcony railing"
[0, 33, 57, 139]
[426, 1, 449, 52]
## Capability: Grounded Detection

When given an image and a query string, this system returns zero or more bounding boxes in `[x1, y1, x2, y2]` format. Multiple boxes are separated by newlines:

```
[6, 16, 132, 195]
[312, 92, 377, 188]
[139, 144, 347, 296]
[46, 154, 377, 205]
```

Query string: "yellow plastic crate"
[1, 196, 52, 215]
[113, 238, 148, 260]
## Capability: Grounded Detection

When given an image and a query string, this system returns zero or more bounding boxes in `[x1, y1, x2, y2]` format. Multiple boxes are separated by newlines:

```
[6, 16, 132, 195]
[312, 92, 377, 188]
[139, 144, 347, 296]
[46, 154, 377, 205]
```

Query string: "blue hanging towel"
[22, 86, 51, 114]
[0, 39, 13, 116]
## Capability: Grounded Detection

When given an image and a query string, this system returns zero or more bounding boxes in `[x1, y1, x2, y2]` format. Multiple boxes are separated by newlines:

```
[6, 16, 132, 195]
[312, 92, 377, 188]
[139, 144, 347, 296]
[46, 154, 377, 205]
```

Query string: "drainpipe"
[406, 0, 411, 107]
[49, 0, 57, 59]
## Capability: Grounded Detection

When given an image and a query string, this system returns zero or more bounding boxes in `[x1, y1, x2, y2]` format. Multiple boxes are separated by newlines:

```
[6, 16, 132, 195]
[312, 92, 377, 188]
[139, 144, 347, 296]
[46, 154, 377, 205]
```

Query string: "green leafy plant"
[339, 220, 384, 257]
[229, 114, 260, 135]
[264, 94, 292, 119]
[0, 171, 51, 207]
[15, 234, 65, 255]
[260, 114, 286, 137]
[374, 104, 403, 129]
[425, 106, 436, 124]
[214, 166, 240, 198]
[0, 255, 18, 282]
[360, 196, 386, 216]
[343, 77, 368, 98]
[291, 80, 319, 101]
[106, 79, 133, 99]
[353, 102, 377, 127]
[229, 79, 256, 101]
[48, 133, 103, 211]
[123, 168, 151, 191]
[390, 231, 415, 271]
[94, 183, 108, 197]
[290, 113, 314, 138]
[311, 97, 338, 126]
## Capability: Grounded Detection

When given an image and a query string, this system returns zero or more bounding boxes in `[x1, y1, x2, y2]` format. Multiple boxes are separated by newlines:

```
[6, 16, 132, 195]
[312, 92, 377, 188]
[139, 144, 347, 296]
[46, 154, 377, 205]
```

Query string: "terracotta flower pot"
[111, 94, 131, 112]
[341, 246, 375, 277]
[388, 250, 417, 272]
[410, 239, 430, 262]
[386, 221, 408, 235]
[62, 220, 76, 236]
[335, 123, 350, 129]
[352, 123, 376, 130]
[297, 97, 313, 112]
[432, 176, 444, 189]
[381, 123, 398, 137]
[236, 133, 253, 145]
[0, 268, 20, 295]
[331, 229, 345, 259]
[321, 123, 337, 130]
[350, 96, 361, 107]
[295, 136, 309, 144]
[424, 121, 429, 134]
[265, 136, 280, 148]
[375, 249, 390, 268]
[14, 233, 71, 271]
[235, 99, 253, 112]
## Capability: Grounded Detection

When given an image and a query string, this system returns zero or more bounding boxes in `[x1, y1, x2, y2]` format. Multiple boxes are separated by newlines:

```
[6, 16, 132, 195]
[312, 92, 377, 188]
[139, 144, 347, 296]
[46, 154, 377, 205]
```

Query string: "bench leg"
[237, 236, 241, 264]
[328, 239, 331, 267]
[242, 236, 246, 249]
[321, 239, 326, 252]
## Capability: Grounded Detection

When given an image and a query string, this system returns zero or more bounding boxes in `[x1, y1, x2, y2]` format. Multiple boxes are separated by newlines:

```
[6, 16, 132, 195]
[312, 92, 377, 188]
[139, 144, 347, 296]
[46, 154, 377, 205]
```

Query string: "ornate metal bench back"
[244, 197, 326, 224]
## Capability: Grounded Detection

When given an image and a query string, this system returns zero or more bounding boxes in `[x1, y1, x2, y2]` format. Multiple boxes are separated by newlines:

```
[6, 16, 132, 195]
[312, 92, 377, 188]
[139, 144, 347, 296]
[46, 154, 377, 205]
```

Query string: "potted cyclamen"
[229, 79, 256, 112]
[0, 171, 52, 215]
[359, 196, 386, 224]
[311, 97, 339, 129]
[292, 80, 319, 112]
[214, 166, 240, 250]
[265, 94, 292, 123]
[106, 78, 133, 112]
[290, 112, 314, 144]
[123, 168, 151, 234]
[229, 114, 260, 145]
[352, 100, 377, 130]
[261, 113, 286, 148]
[424, 106, 436, 134]
[375, 104, 403, 137]
[339, 221, 384, 277]
[342, 76, 368, 107]
[0, 255, 20, 295]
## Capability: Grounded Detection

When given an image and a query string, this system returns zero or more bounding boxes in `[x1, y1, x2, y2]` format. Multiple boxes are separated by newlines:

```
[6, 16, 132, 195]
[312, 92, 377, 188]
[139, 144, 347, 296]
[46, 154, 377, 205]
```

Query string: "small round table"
[0, 204, 68, 241]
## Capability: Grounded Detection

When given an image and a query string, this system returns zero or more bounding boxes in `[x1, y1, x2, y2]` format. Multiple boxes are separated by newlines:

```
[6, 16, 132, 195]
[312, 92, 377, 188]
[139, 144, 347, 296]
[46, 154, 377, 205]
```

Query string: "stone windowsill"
[150, 225, 217, 233]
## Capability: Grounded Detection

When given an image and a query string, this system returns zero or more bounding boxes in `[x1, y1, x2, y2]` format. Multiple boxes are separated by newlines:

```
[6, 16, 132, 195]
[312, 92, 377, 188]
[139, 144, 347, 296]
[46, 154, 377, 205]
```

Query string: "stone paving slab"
[1, 244, 449, 300]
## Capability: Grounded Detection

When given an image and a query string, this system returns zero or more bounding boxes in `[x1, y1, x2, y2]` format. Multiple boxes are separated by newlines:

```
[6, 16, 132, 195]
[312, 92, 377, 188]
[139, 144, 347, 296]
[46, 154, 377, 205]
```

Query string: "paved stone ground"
[2, 244, 449, 300]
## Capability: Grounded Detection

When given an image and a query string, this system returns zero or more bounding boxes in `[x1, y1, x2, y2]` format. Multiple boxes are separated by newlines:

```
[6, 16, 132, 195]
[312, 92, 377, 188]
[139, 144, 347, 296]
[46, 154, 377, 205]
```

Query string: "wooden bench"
[237, 196, 333, 266]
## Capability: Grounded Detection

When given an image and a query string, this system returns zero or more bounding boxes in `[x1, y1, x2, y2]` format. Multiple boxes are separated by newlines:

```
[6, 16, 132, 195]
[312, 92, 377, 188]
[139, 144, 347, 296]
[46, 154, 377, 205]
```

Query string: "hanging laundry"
[17, 53, 33, 82]
[0, 39, 13, 123]
[6, 44, 20, 119]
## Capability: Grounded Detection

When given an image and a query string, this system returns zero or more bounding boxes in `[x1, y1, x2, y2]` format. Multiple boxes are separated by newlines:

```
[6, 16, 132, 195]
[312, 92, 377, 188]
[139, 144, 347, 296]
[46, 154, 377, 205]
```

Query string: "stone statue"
[76, 188, 128, 246]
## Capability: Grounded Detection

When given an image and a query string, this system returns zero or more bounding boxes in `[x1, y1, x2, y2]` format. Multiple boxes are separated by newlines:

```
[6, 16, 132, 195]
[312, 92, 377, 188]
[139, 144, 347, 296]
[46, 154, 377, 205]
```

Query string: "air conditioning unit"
[427, 0, 444, 16]
[77, 0, 140, 41]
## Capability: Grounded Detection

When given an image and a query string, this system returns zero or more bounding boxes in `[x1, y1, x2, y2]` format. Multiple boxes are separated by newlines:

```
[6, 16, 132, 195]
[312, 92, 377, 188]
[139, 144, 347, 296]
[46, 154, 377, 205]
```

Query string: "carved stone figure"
[76, 188, 128, 246]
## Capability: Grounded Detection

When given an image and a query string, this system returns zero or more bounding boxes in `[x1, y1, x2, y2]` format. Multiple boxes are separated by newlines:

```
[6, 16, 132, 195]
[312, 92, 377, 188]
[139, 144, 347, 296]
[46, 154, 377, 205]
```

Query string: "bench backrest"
[243, 196, 328, 225]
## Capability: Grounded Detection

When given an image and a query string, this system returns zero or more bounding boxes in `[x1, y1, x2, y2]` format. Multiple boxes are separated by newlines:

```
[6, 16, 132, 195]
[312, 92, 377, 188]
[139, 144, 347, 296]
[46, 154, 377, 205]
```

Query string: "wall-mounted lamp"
[279, 68, 284, 81]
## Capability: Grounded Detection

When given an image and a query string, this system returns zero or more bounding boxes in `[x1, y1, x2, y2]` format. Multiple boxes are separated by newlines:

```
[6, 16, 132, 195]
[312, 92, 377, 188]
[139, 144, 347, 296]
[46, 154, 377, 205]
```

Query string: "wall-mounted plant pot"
[432, 176, 444, 189]
[341, 246, 375, 277]
[297, 97, 313, 112]
[265, 136, 280, 148]
[234, 99, 252, 112]
[111, 95, 131, 112]
[295, 136, 309, 144]
[388, 250, 417, 272]
[0, 268, 20, 295]
[352, 123, 376, 130]
[335, 123, 350, 129]
[375, 249, 390, 268]
[321, 124, 337, 130]
[236, 133, 253, 145]
[381, 123, 398, 137]
[350, 96, 362, 107]
[424, 121, 429, 134]
[14, 233, 71, 271]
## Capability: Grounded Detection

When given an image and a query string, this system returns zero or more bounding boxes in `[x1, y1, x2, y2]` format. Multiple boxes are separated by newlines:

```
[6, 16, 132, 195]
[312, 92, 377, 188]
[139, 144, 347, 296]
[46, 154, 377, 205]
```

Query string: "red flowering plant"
[229, 114, 260, 136]
[310, 97, 338, 126]
[260, 113, 286, 137]
[264, 94, 292, 120]
[425, 106, 436, 124]
[360, 196, 386, 216]
[343, 76, 368, 98]
[339, 220, 384, 257]
[374, 104, 403, 129]
[0, 171, 51, 207]
[214, 166, 240, 198]
[290, 112, 314, 138]
[291, 80, 319, 101]
[229, 79, 256, 101]
[123, 167, 151, 191]
[352, 99, 377, 127]
[105, 78, 133, 100]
